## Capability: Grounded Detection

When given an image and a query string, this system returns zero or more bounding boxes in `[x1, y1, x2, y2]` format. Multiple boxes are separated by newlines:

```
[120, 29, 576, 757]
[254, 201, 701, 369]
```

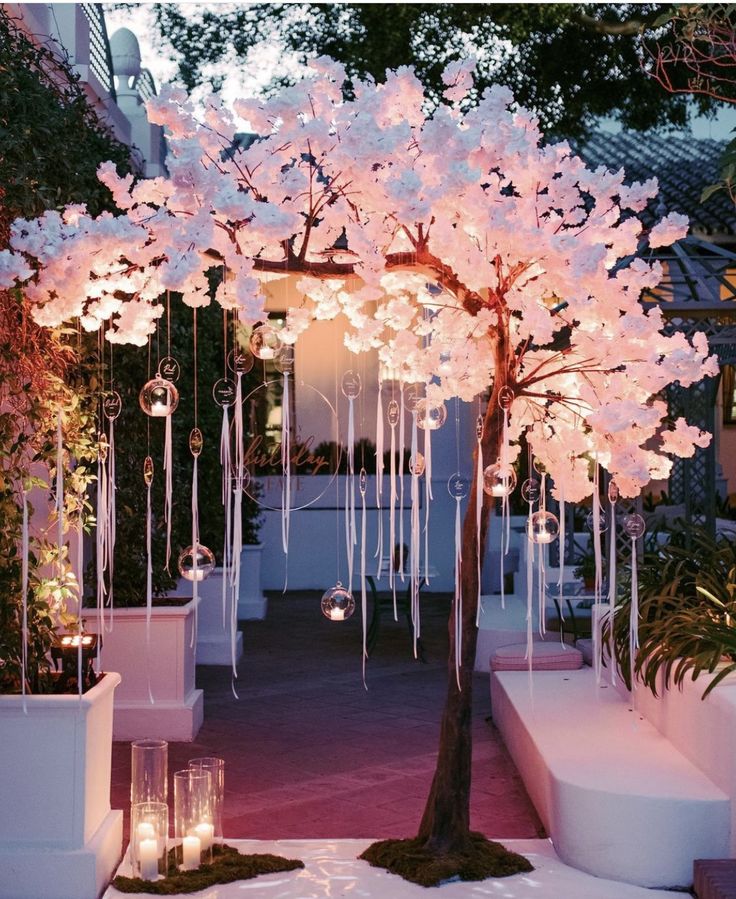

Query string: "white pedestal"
[192, 568, 244, 666]
[238, 544, 267, 620]
[88, 598, 203, 741]
[0, 673, 123, 899]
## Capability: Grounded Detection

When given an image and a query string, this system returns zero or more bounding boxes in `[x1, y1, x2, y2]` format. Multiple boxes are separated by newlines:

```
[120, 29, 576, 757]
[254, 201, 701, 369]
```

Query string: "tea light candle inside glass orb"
[177, 545, 216, 581]
[139, 377, 179, 417]
[527, 510, 560, 544]
[483, 462, 517, 497]
[250, 325, 282, 360]
[416, 399, 447, 431]
[321, 582, 355, 621]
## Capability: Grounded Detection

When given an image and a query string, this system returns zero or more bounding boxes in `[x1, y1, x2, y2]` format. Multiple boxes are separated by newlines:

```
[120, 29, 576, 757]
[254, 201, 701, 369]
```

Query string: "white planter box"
[238, 544, 267, 620]
[191, 568, 244, 666]
[0, 673, 123, 899]
[88, 597, 203, 742]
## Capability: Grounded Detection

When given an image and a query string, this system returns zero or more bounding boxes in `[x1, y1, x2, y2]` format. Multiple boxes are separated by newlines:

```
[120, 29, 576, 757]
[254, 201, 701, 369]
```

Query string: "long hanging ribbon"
[56, 411, 63, 560]
[525, 482, 534, 671]
[630, 531, 639, 690]
[76, 515, 84, 699]
[360, 472, 368, 689]
[163, 415, 173, 573]
[230, 376, 243, 700]
[95, 445, 107, 669]
[344, 389, 356, 596]
[592, 465, 603, 684]
[106, 415, 116, 621]
[145, 460, 154, 704]
[557, 495, 566, 646]
[281, 371, 291, 570]
[453, 491, 463, 690]
[375, 379, 384, 573]
[190, 454, 199, 650]
[388, 404, 397, 615]
[499, 406, 511, 608]
[475, 417, 484, 625]
[608, 493, 617, 686]
[398, 384, 405, 580]
[410, 410, 421, 655]
[21, 487, 28, 714]
[538, 472, 547, 639]
[220, 404, 231, 628]
[424, 425, 432, 585]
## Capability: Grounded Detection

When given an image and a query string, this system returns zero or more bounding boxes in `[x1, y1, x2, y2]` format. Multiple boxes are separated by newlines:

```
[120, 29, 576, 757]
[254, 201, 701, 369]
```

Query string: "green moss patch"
[359, 832, 533, 887]
[112, 844, 304, 894]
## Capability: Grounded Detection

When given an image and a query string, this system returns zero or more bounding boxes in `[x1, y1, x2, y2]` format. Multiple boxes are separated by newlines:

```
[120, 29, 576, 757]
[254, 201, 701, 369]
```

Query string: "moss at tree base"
[359, 832, 533, 887]
[112, 844, 304, 894]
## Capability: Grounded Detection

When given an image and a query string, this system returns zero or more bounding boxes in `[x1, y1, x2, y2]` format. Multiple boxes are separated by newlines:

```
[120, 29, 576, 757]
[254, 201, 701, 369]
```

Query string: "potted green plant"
[573, 546, 597, 590]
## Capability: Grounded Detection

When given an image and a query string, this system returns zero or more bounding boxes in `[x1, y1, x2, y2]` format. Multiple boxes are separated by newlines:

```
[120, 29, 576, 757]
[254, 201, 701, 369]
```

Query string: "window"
[723, 365, 736, 426]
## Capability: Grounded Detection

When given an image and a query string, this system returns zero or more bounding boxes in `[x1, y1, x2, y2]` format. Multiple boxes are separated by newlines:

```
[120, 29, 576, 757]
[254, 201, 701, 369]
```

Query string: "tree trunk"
[417, 341, 509, 853]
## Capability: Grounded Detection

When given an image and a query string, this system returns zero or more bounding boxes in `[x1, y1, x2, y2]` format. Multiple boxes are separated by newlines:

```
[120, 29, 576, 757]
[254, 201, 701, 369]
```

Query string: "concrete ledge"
[491, 668, 730, 888]
[112, 689, 204, 742]
[0, 808, 122, 899]
[197, 632, 243, 666]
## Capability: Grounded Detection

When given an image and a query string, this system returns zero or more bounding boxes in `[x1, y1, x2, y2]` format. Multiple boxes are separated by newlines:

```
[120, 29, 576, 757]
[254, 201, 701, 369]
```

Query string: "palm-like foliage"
[605, 525, 736, 698]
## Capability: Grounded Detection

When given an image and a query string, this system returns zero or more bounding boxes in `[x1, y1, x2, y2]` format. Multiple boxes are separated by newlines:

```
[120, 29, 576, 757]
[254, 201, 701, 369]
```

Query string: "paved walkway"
[111, 591, 544, 842]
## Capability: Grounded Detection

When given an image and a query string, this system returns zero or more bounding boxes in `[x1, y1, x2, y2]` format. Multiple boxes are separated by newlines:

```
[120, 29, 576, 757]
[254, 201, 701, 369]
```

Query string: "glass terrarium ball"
[177, 545, 216, 582]
[623, 513, 646, 539]
[139, 377, 179, 417]
[527, 510, 560, 544]
[585, 509, 609, 533]
[416, 399, 447, 431]
[320, 582, 355, 621]
[483, 462, 517, 498]
[520, 478, 541, 505]
[249, 325, 282, 360]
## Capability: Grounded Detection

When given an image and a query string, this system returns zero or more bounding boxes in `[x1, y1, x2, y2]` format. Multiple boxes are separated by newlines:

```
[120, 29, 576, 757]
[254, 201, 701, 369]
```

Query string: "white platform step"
[103, 838, 682, 898]
[492, 668, 730, 889]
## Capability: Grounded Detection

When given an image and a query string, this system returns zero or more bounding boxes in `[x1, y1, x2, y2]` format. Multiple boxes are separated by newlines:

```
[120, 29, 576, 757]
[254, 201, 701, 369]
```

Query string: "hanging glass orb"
[250, 325, 282, 360]
[320, 582, 355, 621]
[139, 377, 179, 417]
[585, 509, 609, 533]
[178, 545, 216, 582]
[623, 513, 646, 539]
[409, 452, 425, 476]
[527, 510, 560, 544]
[483, 462, 517, 498]
[416, 399, 447, 431]
[521, 478, 541, 505]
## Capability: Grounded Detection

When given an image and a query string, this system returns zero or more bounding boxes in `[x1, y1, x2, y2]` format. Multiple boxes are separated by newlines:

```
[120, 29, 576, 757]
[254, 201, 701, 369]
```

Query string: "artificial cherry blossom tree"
[0, 58, 717, 883]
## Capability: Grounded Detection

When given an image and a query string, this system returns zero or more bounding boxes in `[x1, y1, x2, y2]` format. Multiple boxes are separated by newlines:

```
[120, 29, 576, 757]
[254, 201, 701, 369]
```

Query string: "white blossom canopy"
[0, 58, 717, 500]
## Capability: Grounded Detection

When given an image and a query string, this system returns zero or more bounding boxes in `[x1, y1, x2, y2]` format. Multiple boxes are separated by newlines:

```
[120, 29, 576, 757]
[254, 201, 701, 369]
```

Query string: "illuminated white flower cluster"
[3, 57, 717, 498]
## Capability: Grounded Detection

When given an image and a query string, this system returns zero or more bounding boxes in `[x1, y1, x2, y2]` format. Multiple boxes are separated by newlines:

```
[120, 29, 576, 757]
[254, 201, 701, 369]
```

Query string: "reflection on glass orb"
[409, 452, 425, 476]
[139, 377, 179, 417]
[250, 325, 282, 360]
[521, 478, 541, 505]
[178, 545, 216, 582]
[607, 480, 620, 505]
[321, 582, 355, 621]
[387, 399, 400, 427]
[230, 466, 251, 493]
[416, 399, 447, 430]
[527, 510, 560, 544]
[483, 462, 517, 497]
[585, 509, 609, 533]
[623, 513, 646, 539]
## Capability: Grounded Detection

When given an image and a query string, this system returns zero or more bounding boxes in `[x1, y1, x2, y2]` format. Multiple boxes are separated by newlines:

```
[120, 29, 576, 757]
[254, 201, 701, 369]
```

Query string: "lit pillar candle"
[181, 835, 201, 870]
[138, 837, 159, 881]
[194, 821, 214, 851]
[137, 822, 156, 841]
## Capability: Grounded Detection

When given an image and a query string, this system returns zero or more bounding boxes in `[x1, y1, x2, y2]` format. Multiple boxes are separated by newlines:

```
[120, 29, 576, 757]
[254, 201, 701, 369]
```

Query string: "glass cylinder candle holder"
[131, 739, 168, 806]
[130, 801, 168, 881]
[189, 757, 225, 846]
[174, 769, 213, 870]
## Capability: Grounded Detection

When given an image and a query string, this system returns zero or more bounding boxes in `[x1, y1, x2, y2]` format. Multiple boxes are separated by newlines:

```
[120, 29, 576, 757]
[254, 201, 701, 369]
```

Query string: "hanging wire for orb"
[483, 461, 517, 497]
[527, 510, 560, 544]
[249, 324, 283, 360]
[520, 478, 541, 505]
[416, 398, 447, 430]
[177, 545, 216, 582]
[321, 582, 356, 621]
[139, 377, 179, 417]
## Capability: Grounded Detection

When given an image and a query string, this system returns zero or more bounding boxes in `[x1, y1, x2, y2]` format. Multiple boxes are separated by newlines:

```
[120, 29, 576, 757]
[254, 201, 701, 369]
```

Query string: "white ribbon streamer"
[608, 497, 617, 686]
[454, 492, 463, 690]
[592, 464, 603, 683]
[398, 384, 405, 580]
[360, 479, 368, 689]
[475, 424, 484, 625]
[389, 409, 397, 616]
[375, 379, 384, 572]
[21, 487, 28, 714]
[424, 426, 432, 586]
[145, 472, 154, 705]
[630, 533, 639, 690]
[106, 417, 116, 620]
[281, 372, 291, 569]
[345, 392, 356, 596]
[164, 415, 173, 573]
[410, 411, 421, 655]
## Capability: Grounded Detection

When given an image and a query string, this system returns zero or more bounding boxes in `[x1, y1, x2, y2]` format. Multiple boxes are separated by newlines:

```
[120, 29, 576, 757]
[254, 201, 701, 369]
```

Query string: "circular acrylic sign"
[103, 391, 122, 421]
[158, 355, 181, 383]
[239, 379, 342, 512]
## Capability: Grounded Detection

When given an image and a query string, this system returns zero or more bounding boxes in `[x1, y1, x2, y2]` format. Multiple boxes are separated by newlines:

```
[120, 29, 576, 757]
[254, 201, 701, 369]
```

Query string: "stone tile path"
[111, 591, 544, 842]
